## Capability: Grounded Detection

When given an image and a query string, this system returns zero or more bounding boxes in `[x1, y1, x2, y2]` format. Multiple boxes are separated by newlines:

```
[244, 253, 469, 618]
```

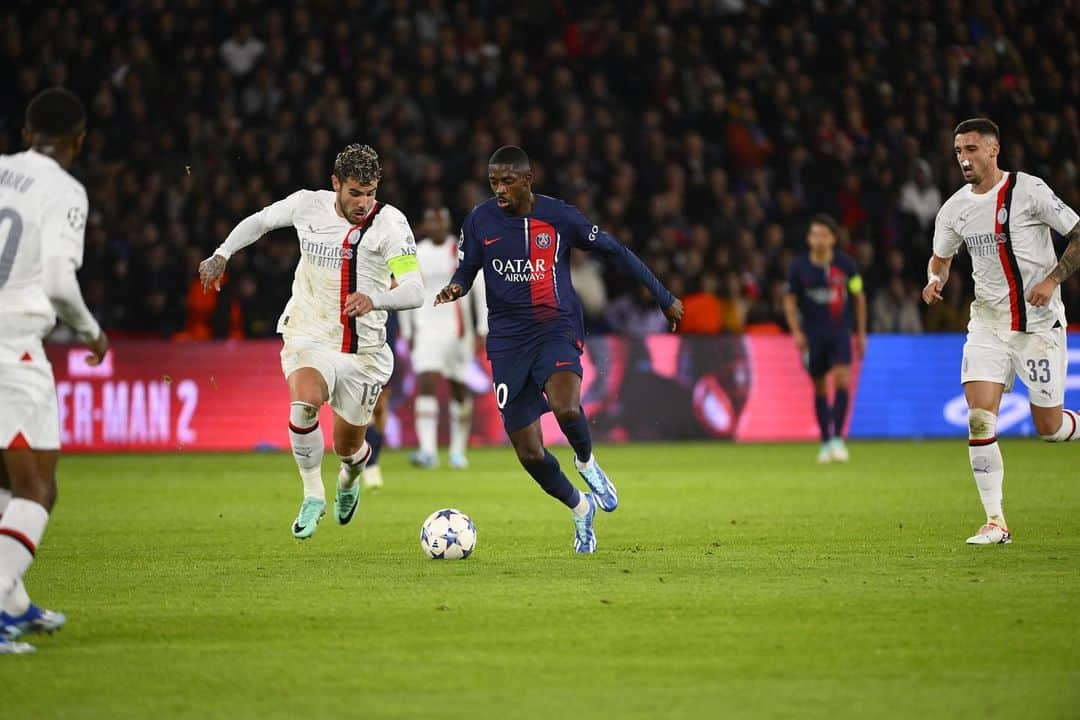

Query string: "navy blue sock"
[814, 394, 832, 442]
[521, 450, 581, 509]
[558, 406, 593, 463]
[832, 389, 849, 439]
[365, 425, 383, 466]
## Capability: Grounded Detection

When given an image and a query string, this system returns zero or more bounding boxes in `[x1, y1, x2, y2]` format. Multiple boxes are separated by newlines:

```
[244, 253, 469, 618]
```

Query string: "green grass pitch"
[4, 440, 1079, 719]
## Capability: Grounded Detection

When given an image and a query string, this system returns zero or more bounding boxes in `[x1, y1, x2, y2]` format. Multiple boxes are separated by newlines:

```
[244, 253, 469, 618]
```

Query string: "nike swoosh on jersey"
[483, 236, 501, 245]
[555, 361, 574, 367]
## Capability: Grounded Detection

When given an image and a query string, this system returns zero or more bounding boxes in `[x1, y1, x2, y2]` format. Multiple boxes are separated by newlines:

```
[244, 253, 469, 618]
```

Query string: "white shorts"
[281, 336, 394, 426]
[962, 324, 1067, 407]
[411, 332, 472, 383]
[0, 338, 59, 450]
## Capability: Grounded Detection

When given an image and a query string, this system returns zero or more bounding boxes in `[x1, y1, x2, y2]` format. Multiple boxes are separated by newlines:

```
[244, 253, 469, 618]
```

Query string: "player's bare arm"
[198, 253, 227, 292]
[922, 254, 953, 305]
[1028, 221, 1080, 307]
[782, 292, 807, 349]
[434, 283, 464, 306]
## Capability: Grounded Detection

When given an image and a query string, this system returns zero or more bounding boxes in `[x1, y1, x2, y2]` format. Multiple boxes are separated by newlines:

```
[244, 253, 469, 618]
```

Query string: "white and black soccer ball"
[420, 508, 477, 560]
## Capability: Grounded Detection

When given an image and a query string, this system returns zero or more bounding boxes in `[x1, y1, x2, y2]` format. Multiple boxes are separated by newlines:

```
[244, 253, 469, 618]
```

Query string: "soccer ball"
[420, 508, 477, 560]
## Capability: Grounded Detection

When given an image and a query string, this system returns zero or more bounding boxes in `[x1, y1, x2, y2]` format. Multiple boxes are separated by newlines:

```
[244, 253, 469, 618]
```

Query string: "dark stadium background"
[3, 0, 1080, 447]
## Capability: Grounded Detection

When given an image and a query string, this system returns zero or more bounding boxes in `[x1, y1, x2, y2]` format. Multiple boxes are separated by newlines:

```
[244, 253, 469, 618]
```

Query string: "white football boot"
[966, 522, 1012, 545]
[829, 437, 850, 462]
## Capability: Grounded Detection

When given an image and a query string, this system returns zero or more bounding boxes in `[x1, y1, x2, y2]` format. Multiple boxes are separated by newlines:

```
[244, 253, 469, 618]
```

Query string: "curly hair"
[333, 144, 382, 184]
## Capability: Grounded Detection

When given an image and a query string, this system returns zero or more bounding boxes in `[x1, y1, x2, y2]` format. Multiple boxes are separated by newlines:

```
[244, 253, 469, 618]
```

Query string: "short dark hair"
[488, 145, 530, 170]
[809, 213, 841, 240]
[333, 144, 381, 184]
[954, 118, 1000, 141]
[25, 87, 86, 138]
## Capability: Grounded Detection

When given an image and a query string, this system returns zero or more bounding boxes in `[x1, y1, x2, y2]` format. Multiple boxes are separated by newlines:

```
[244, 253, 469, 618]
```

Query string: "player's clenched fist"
[922, 278, 944, 305]
[343, 292, 374, 317]
[199, 254, 227, 292]
[663, 297, 684, 332]
[434, 283, 464, 306]
[86, 330, 110, 367]
[1026, 277, 1058, 307]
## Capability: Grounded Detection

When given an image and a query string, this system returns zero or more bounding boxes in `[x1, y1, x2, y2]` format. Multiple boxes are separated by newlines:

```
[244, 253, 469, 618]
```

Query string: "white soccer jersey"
[215, 190, 420, 352]
[0, 149, 89, 341]
[402, 235, 488, 341]
[933, 171, 1079, 332]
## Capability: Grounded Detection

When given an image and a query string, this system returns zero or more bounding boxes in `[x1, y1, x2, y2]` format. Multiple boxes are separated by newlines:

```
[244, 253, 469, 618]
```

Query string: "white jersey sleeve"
[368, 213, 423, 311]
[214, 190, 310, 259]
[1026, 176, 1080, 236]
[932, 199, 963, 258]
[39, 182, 99, 340]
[40, 182, 87, 269]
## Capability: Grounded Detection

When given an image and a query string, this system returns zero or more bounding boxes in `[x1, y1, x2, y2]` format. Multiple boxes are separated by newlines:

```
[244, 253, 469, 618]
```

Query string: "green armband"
[387, 254, 419, 276]
[848, 275, 863, 294]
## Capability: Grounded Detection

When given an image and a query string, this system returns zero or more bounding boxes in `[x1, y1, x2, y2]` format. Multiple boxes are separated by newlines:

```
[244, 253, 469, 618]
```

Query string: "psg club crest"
[535, 232, 552, 249]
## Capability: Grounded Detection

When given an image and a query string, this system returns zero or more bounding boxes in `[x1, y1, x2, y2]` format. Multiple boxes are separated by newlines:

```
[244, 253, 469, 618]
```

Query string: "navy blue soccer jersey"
[451, 195, 675, 356]
[785, 252, 862, 333]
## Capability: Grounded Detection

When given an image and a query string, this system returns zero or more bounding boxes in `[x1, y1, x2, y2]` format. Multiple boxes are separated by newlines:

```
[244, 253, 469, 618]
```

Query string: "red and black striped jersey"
[934, 171, 1078, 332]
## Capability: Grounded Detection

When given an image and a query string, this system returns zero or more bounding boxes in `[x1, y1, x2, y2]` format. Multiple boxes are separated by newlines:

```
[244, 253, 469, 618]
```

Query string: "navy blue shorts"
[804, 330, 851, 377]
[488, 338, 583, 433]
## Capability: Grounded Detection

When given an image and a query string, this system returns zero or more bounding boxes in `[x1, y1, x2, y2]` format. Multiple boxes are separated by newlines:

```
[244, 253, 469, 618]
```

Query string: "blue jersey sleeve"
[839, 253, 864, 294]
[450, 211, 483, 292]
[564, 204, 675, 309]
[785, 258, 802, 296]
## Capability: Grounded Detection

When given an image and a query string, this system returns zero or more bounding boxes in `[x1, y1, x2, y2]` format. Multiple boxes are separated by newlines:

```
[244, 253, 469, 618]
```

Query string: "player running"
[402, 207, 487, 470]
[924, 118, 1080, 546]
[783, 214, 867, 463]
[360, 385, 390, 489]
[0, 88, 109, 654]
[358, 310, 398, 490]
[200, 145, 423, 540]
[435, 146, 682, 553]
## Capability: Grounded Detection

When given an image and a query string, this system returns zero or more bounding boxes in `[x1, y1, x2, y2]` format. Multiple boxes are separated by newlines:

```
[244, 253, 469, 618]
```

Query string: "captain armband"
[387, 253, 420, 276]
[848, 275, 864, 294]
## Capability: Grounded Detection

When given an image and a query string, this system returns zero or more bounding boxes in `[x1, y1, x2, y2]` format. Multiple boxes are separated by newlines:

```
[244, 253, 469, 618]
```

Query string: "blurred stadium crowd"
[2, 0, 1079, 339]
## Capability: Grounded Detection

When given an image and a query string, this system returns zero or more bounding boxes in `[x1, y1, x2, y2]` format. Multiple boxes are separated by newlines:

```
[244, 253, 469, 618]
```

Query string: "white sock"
[337, 442, 371, 490]
[0, 496, 26, 615]
[3, 578, 31, 616]
[968, 408, 1004, 525]
[415, 395, 438, 457]
[289, 402, 325, 501]
[574, 453, 595, 471]
[1042, 409, 1080, 442]
[449, 397, 472, 457]
[571, 492, 591, 517]
[0, 499, 49, 607]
